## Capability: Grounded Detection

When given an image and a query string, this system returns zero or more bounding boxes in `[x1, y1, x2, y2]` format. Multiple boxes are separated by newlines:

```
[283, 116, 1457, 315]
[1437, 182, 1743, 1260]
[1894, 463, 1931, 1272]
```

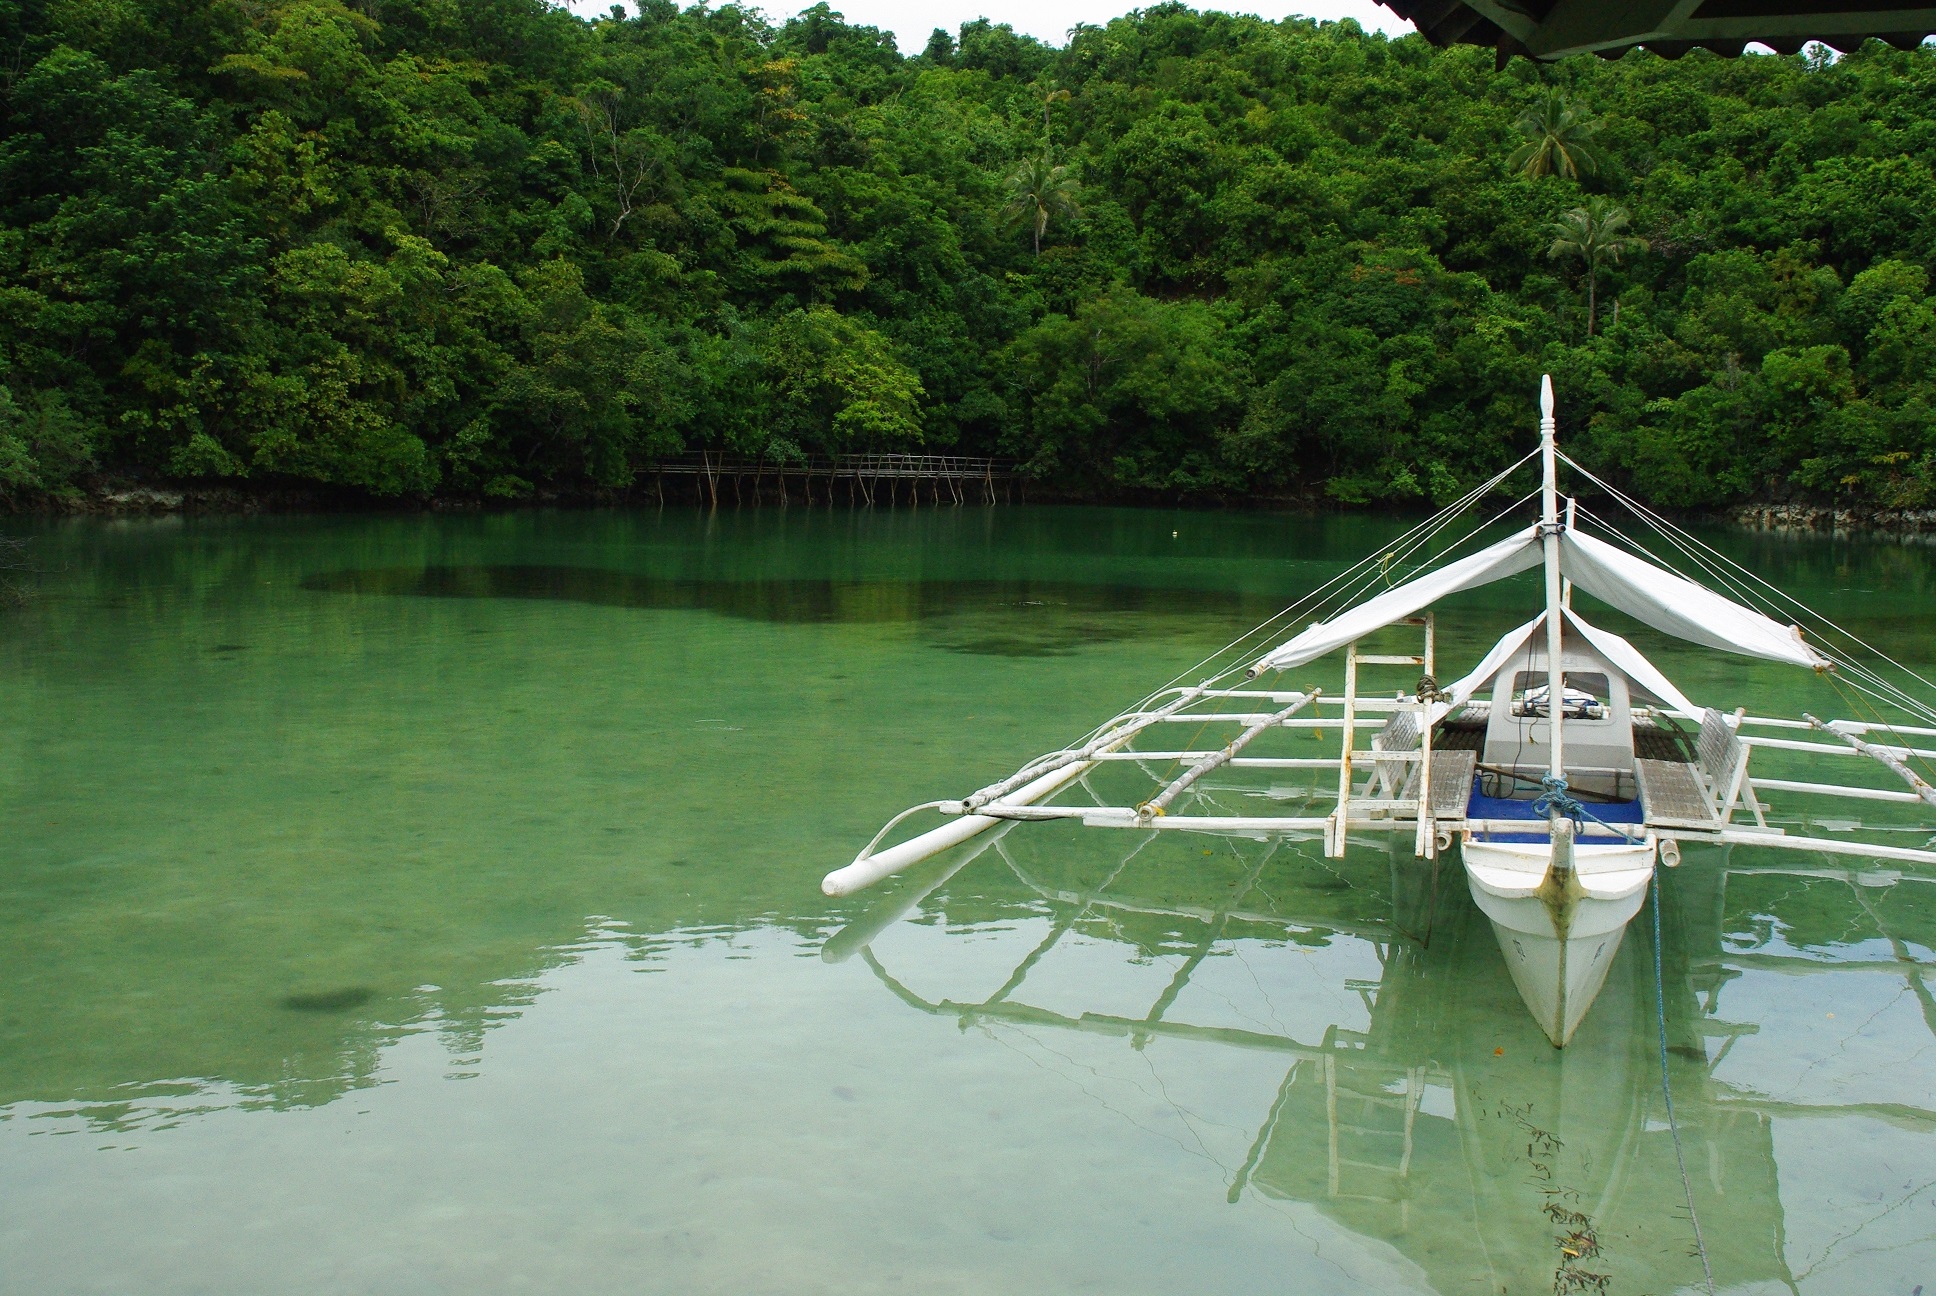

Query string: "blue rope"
[1652, 872, 1716, 1295]
[1532, 773, 1586, 824]
[1531, 773, 1643, 844]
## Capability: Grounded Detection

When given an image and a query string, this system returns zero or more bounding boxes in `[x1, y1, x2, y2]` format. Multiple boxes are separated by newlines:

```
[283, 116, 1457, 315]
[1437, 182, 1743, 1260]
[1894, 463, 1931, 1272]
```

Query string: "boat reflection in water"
[826, 823, 1936, 1295]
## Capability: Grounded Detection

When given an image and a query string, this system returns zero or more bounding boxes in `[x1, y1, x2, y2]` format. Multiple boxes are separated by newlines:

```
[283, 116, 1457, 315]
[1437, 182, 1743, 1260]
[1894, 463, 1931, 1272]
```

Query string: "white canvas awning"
[1252, 524, 1827, 675]
[1253, 528, 1540, 673]
[1564, 610, 1702, 716]
[1433, 614, 1542, 716]
[1559, 531, 1826, 669]
[1427, 610, 1700, 722]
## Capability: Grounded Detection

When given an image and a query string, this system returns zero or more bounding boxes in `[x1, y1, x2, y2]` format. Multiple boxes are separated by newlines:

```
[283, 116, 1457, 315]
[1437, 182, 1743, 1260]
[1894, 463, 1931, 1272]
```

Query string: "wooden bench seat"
[1402, 748, 1477, 821]
[1634, 758, 1718, 829]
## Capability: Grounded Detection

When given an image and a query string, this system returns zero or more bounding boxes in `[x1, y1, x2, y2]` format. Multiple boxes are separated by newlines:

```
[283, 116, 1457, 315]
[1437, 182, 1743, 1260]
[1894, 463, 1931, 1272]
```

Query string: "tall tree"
[1547, 197, 1646, 337]
[571, 80, 676, 241]
[1001, 154, 1080, 257]
[1508, 91, 1607, 181]
[2, 0, 1934, 512]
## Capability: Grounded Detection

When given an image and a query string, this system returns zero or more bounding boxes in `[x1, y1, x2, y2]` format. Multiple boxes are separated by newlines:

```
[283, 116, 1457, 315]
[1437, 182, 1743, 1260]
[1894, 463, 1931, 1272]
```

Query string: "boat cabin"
[1478, 635, 1638, 800]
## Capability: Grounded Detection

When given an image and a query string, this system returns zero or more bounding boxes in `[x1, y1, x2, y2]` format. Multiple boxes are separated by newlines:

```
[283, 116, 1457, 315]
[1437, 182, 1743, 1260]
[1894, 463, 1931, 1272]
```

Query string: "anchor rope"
[1652, 872, 1717, 1296]
[1529, 774, 1644, 844]
[1531, 773, 1585, 824]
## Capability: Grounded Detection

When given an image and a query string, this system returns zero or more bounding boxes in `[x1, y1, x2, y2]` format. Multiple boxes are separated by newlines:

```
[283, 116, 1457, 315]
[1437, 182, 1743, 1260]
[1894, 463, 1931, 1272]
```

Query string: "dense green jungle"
[2, 0, 1934, 512]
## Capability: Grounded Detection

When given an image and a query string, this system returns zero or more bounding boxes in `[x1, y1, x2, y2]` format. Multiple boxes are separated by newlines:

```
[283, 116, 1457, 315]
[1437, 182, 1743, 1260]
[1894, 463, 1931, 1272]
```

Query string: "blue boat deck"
[1464, 778, 1644, 844]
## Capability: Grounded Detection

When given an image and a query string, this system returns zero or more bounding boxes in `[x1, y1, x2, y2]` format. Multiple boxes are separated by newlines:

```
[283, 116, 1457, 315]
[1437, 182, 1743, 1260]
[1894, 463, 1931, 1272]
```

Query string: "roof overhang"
[1376, 0, 1936, 61]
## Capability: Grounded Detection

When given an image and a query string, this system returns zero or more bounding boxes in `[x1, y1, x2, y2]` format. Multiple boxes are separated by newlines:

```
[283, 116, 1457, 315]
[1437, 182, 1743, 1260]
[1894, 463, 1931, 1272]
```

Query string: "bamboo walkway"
[646, 452, 1019, 506]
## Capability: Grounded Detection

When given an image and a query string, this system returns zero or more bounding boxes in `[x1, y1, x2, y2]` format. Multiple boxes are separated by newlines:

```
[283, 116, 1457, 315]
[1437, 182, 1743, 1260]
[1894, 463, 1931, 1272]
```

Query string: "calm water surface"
[2, 506, 1932, 1295]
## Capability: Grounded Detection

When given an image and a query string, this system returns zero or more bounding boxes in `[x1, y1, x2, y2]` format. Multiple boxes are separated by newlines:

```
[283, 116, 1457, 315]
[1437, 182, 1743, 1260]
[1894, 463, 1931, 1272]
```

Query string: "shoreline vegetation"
[62, 478, 1936, 540]
[2, 3, 1933, 521]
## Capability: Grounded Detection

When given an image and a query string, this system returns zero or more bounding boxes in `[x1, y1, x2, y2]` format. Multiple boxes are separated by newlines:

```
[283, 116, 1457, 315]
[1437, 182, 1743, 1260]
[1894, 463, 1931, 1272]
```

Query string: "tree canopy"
[1, 0, 1933, 512]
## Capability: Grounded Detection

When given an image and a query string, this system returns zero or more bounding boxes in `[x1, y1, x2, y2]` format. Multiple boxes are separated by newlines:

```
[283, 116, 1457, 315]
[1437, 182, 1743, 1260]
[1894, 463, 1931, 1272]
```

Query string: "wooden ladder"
[1328, 616, 1436, 859]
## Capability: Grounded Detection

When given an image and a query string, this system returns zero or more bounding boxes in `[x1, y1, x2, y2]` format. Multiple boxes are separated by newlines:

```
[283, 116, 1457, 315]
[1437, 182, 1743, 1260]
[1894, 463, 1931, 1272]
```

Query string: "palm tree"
[1546, 196, 1646, 337]
[1001, 154, 1080, 257]
[1508, 91, 1607, 181]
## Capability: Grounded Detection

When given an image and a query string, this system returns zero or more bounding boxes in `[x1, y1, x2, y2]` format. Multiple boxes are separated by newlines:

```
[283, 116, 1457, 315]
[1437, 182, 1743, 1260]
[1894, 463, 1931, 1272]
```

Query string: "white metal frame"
[824, 685, 1936, 897]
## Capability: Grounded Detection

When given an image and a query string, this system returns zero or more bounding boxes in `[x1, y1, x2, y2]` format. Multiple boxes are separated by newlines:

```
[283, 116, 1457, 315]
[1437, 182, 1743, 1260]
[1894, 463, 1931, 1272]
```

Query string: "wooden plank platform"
[1635, 758, 1719, 829]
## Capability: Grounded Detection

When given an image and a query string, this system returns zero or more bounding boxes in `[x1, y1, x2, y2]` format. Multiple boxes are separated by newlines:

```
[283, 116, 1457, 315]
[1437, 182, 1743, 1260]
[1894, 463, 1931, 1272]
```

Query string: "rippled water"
[1, 505, 1931, 1294]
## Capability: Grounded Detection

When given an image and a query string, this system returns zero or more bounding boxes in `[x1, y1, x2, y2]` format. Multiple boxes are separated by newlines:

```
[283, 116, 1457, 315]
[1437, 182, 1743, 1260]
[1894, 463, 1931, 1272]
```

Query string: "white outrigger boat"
[825, 377, 1936, 1046]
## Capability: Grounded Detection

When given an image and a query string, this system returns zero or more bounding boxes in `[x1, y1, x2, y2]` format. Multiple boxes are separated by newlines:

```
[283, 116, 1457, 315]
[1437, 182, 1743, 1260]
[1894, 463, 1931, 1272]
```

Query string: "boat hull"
[1461, 830, 1656, 1047]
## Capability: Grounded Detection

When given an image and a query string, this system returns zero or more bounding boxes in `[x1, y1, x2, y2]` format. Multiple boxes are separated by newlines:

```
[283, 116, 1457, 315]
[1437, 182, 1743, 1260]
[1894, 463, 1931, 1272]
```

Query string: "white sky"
[563, 0, 1413, 53]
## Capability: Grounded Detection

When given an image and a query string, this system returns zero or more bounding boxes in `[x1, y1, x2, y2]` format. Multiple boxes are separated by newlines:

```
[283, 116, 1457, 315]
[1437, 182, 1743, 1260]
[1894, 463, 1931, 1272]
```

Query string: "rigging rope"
[1062, 451, 1543, 754]
[1199, 482, 1540, 686]
[1822, 667, 1936, 791]
[1134, 487, 1543, 795]
[1016, 446, 1557, 809]
[1560, 454, 1936, 709]
[1204, 485, 1544, 690]
[1652, 872, 1717, 1296]
[1567, 493, 1936, 738]
[1568, 496, 1936, 776]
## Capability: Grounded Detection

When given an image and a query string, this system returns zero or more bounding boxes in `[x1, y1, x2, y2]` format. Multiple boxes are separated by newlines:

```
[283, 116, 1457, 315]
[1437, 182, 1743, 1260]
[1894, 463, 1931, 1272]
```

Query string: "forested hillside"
[2, 0, 1933, 510]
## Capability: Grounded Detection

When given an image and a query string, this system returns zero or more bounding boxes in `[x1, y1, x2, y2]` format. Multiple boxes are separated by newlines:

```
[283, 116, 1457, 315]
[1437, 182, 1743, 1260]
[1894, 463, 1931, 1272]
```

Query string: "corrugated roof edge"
[1371, 0, 1932, 64]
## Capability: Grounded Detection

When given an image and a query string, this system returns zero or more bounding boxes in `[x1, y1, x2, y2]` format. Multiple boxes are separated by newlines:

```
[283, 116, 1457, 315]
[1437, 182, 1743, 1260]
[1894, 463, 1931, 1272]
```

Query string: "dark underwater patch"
[282, 986, 376, 1013]
[301, 565, 1282, 655]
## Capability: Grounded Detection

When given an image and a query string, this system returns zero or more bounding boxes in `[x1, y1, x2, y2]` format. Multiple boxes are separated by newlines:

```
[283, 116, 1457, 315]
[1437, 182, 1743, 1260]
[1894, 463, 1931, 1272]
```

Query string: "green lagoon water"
[1, 505, 1932, 1295]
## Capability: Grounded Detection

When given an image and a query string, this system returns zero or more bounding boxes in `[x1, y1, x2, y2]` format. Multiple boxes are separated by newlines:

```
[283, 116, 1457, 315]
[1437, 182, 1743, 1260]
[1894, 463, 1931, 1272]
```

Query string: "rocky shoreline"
[1729, 503, 1936, 538]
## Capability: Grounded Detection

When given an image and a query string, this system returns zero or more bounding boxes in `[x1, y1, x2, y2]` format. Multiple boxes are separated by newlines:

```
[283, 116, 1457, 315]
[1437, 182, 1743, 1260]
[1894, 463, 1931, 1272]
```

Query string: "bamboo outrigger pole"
[1804, 714, 1936, 810]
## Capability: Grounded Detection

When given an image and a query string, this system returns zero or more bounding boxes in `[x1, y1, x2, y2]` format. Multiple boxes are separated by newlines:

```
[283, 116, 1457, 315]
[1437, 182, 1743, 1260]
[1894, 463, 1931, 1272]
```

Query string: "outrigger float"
[825, 377, 1936, 1046]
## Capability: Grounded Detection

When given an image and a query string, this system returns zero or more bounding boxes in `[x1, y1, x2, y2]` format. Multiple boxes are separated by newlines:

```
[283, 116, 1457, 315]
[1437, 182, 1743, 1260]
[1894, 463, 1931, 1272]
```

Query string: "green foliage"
[1002, 288, 1244, 490]
[763, 305, 924, 452]
[1, 0, 1934, 510]
[1507, 92, 1607, 181]
[0, 385, 97, 499]
[1001, 154, 1081, 257]
[1546, 198, 1646, 336]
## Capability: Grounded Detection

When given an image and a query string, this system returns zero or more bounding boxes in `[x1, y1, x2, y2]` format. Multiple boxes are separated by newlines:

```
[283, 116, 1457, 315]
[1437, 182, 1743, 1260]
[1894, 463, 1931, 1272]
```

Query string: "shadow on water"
[281, 987, 376, 1014]
[302, 564, 1286, 656]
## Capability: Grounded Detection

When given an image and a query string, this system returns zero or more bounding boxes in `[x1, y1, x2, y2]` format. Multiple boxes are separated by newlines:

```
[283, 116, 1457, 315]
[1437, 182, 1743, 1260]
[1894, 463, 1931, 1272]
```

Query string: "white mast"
[1539, 375, 1565, 792]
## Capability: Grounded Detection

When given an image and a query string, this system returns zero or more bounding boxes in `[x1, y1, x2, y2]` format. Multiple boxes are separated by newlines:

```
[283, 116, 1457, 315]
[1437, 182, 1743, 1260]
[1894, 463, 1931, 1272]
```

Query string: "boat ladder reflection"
[845, 832, 1447, 1220]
